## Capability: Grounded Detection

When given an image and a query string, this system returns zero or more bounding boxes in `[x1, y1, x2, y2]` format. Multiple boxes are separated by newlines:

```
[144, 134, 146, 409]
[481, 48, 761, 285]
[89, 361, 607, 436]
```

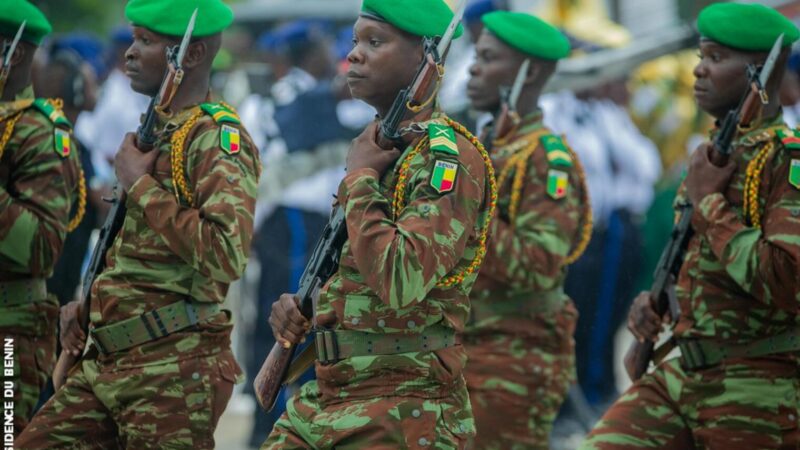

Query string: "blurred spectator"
[543, 76, 661, 415]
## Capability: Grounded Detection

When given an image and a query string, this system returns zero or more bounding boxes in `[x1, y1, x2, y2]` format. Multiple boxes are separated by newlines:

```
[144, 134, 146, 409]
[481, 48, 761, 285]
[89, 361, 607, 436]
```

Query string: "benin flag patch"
[546, 169, 569, 199]
[220, 124, 241, 155]
[431, 159, 458, 193]
[53, 128, 71, 158]
[790, 159, 800, 189]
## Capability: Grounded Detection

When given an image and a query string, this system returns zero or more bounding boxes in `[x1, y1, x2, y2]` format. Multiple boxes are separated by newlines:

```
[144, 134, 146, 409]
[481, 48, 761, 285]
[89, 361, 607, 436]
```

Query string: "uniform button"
[226, 175, 235, 184]
[192, 372, 200, 380]
[790, 414, 796, 422]
[377, 319, 386, 327]
[418, 437, 429, 446]
[791, 208, 800, 217]
[351, 317, 360, 325]
[459, 423, 467, 433]
[411, 409, 421, 418]
[407, 320, 416, 329]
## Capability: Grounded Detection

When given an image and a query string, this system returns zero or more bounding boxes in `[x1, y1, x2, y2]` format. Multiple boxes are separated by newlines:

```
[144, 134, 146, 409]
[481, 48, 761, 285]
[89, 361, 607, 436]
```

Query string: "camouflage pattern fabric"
[16, 343, 241, 449]
[0, 86, 81, 435]
[463, 111, 586, 449]
[16, 101, 259, 449]
[263, 110, 494, 448]
[581, 115, 800, 449]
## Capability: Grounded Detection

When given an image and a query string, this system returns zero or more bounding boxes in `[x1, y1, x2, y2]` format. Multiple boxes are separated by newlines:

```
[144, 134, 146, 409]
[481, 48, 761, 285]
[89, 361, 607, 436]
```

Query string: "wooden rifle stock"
[254, 342, 298, 411]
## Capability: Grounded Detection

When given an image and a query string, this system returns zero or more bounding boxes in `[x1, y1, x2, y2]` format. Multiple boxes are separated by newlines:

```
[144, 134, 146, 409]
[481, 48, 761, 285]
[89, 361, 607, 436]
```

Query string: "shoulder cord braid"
[742, 140, 775, 229]
[170, 107, 205, 206]
[563, 146, 593, 264]
[493, 133, 593, 265]
[390, 116, 498, 288]
[0, 107, 86, 232]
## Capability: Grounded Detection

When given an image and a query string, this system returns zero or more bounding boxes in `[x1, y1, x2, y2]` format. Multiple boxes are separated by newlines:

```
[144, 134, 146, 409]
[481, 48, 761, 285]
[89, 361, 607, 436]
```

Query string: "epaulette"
[428, 123, 459, 156]
[200, 103, 242, 155]
[31, 99, 72, 158]
[540, 134, 573, 168]
[776, 128, 800, 151]
[31, 99, 72, 129]
[200, 102, 241, 125]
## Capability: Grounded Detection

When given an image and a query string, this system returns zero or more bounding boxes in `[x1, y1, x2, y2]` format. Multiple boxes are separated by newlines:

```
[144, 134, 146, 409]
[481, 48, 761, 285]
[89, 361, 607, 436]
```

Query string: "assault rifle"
[0, 21, 25, 97]
[481, 59, 530, 147]
[253, 0, 468, 412]
[624, 34, 784, 381]
[52, 11, 198, 388]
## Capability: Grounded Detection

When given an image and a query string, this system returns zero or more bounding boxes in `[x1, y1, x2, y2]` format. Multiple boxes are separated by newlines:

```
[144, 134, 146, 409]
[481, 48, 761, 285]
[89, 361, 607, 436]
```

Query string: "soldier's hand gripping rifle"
[480, 59, 530, 147]
[253, 0, 468, 412]
[52, 11, 198, 389]
[624, 34, 784, 382]
[0, 21, 25, 98]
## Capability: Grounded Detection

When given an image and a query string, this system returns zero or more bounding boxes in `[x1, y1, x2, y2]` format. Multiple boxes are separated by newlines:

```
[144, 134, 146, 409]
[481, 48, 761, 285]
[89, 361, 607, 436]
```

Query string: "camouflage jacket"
[90, 101, 260, 330]
[674, 114, 800, 344]
[466, 112, 585, 346]
[0, 86, 81, 282]
[313, 110, 493, 401]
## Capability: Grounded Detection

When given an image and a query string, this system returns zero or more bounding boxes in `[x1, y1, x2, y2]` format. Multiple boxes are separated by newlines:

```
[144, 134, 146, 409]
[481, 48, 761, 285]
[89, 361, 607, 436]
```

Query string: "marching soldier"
[463, 11, 591, 449]
[0, 0, 84, 436]
[16, 0, 260, 448]
[262, 0, 496, 447]
[581, 3, 800, 449]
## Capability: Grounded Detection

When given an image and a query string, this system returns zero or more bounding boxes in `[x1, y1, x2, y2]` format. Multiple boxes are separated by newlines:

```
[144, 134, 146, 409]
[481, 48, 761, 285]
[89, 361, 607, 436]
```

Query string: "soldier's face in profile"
[467, 30, 524, 112]
[693, 39, 755, 119]
[346, 17, 423, 111]
[124, 26, 172, 96]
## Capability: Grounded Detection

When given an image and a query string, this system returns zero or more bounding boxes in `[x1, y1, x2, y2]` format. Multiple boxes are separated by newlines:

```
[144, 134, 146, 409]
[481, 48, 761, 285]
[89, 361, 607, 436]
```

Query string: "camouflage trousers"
[0, 299, 58, 437]
[463, 331, 575, 450]
[16, 346, 239, 449]
[262, 380, 475, 449]
[580, 356, 800, 449]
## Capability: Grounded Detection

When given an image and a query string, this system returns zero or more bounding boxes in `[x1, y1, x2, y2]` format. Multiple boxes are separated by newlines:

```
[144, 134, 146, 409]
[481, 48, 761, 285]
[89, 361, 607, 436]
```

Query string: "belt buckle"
[314, 329, 339, 365]
[680, 339, 707, 370]
[89, 327, 109, 355]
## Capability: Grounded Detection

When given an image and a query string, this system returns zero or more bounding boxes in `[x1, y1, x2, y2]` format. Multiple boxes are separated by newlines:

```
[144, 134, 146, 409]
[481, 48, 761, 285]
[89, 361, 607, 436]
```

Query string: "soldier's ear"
[182, 41, 207, 69]
[10, 43, 26, 67]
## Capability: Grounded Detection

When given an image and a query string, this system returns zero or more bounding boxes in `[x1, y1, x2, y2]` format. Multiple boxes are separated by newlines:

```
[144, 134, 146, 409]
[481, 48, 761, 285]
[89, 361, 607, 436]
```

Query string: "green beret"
[0, 0, 52, 45]
[697, 3, 799, 51]
[125, 0, 233, 38]
[482, 11, 570, 60]
[361, 0, 464, 39]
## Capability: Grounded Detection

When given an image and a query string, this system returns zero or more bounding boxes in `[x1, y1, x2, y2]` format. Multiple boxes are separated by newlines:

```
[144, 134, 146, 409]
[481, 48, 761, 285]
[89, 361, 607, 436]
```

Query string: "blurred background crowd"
[31, 0, 800, 448]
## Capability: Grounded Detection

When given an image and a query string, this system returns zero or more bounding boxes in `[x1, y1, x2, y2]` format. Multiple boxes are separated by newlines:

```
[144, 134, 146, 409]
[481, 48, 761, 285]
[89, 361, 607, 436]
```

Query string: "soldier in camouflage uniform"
[262, 0, 496, 448]
[581, 3, 800, 449]
[16, 0, 260, 448]
[0, 0, 85, 436]
[462, 12, 592, 449]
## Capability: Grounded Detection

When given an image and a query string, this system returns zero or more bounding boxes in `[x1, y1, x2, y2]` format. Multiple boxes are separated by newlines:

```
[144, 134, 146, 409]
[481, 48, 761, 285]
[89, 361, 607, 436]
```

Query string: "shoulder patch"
[428, 123, 459, 156]
[540, 134, 573, 167]
[31, 99, 72, 129]
[430, 159, 458, 194]
[546, 169, 569, 200]
[790, 159, 800, 190]
[220, 124, 241, 155]
[53, 128, 72, 158]
[200, 102, 241, 125]
[776, 128, 800, 150]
